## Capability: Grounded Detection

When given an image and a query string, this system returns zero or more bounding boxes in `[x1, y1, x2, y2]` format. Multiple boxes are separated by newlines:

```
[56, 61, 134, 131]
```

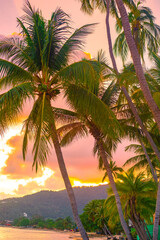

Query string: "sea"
[0, 226, 106, 240]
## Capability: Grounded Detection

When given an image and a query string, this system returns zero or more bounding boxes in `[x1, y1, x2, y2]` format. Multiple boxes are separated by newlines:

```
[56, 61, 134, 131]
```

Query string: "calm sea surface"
[0, 227, 105, 240]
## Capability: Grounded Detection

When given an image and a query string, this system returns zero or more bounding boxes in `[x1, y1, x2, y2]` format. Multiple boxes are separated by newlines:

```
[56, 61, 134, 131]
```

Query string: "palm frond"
[0, 82, 34, 133]
[20, 0, 47, 70]
[0, 59, 32, 87]
[113, 32, 128, 63]
[53, 107, 79, 124]
[23, 94, 53, 170]
[43, 8, 71, 70]
[54, 23, 97, 70]
[58, 122, 88, 146]
[59, 59, 102, 94]
[101, 81, 120, 107]
[79, 0, 94, 15]
[65, 83, 122, 139]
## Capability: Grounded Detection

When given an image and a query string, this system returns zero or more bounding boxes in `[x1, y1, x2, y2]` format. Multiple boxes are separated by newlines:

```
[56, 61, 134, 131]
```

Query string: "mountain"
[0, 185, 108, 220]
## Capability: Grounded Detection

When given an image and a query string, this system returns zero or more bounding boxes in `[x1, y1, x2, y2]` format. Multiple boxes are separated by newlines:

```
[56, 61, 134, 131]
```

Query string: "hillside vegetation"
[0, 185, 108, 220]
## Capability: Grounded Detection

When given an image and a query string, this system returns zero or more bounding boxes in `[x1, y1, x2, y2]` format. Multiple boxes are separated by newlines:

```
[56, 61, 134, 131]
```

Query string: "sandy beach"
[0, 226, 108, 240]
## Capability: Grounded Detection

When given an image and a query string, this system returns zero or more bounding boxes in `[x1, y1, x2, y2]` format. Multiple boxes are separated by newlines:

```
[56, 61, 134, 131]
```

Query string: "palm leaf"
[0, 59, 32, 87]
[53, 107, 79, 124]
[58, 122, 88, 146]
[54, 23, 97, 71]
[0, 82, 34, 122]
[59, 59, 102, 93]
[65, 83, 122, 139]
[23, 94, 53, 170]
[0, 35, 31, 68]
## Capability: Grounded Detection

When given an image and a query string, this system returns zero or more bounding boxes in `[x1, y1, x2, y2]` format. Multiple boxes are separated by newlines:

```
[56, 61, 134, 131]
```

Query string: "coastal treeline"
[1, 0, 160, 239]
[12, 215, 75, 230]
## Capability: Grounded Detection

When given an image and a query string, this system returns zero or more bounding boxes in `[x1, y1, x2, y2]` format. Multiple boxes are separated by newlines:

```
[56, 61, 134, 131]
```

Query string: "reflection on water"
[0, 227, 105, 240]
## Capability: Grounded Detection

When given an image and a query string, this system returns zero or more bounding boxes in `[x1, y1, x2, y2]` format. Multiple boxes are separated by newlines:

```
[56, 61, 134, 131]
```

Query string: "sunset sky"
[0, 0, 159, 199]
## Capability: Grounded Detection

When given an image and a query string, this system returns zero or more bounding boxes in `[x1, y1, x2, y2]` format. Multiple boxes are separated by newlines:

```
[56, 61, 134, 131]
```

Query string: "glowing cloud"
[0, 125, 55, 197]
[72, 180, 108, 187]
[0, 167, 54, 196]
[0, 125, 22, 170]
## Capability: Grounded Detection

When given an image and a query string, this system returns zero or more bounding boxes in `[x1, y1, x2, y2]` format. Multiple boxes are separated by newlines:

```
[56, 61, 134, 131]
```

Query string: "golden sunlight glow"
[0, 167, 54, 195]
[0, 125, 22, 170]
[73, 180, 108, 187]
[84, 51, 92, 59]
[33, 167, 54, 186]
[0, 125, 54, 197]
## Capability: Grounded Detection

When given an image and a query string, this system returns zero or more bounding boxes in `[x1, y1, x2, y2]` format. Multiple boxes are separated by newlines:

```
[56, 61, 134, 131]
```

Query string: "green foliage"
[13, 215, 74, 230]
[56, 59, 123, 160]
[99, 159, 123, 182]
[113, 1, 160, 62]
[105, 170, 156, 228]
[81, 199, 109, 233]
[54, 217, 74, 230]
[80, 212, 98, 232]
[0, 0, 98, 171]
[29, 215, 44, 226]
[80, 198, 123, 234]
[45, 219, 55, 229]
[14, 217, 30, 227]
[0, 187, 108, 221]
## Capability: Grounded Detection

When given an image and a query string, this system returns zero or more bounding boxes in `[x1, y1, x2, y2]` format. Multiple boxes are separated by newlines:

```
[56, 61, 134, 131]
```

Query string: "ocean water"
[0, 227, 105, 240]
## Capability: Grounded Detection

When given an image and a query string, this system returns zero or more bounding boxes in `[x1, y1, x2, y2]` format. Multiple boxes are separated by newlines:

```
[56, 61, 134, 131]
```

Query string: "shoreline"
[0, 225, 106, 239]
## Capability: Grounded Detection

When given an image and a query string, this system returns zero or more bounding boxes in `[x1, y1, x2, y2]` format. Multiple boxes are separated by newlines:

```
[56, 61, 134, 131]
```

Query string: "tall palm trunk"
[115, 0, 160, 131]
[106, 0, 160, 173]
[114, 1, 160, 238]
[89, 122, 133, 240]
[106, 1, 160, 238]
[51, 123, 89, 240]
[97, 137, 133, 240]
[121, 86, 160, 169]
[130, 197, 150, 240]
[130, 216, 150, 240]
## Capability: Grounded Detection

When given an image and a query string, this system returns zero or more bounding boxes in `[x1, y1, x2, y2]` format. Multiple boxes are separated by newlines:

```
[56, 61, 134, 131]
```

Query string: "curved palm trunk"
[51, 123, 88, 240]
[114, 1, 160, 238]
[130, 198, 150, 240]
[106, 0, 160, 174]
[105, 1, 160, 238]
[115, 0, 160, 131]
[130, 217, 150, 240]
[121, 86, 160, 170]
[89, 120, 133, 239]
[97, 137, 133, 240]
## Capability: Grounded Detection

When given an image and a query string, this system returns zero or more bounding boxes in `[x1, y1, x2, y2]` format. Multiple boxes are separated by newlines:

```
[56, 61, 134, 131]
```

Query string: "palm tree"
[0, 1, 99, 239]
[145, 52, 160, 239]
[104, 61, 160, 182]
[78, 0, 160, 173]
[114, 0, 160, 133]
[105, 170, 156, 240]
[78, 1, 160, 237]
[55, 68, 134, 239]
[99, 159, 123, 182]
[79, 1, 160, 237]
[113, 1, 160, 63]
[124, 140, 160, 177]
[82, 199, 112, 236]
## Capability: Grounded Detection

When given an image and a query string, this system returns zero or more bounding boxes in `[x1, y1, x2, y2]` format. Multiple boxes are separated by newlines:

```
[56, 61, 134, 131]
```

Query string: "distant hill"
[0, 185, 108, 220]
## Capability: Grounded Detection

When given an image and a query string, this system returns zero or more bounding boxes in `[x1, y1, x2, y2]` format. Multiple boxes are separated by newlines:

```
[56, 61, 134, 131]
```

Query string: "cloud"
[0, 192, 15, 200]
[1, 135, 38, 179]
